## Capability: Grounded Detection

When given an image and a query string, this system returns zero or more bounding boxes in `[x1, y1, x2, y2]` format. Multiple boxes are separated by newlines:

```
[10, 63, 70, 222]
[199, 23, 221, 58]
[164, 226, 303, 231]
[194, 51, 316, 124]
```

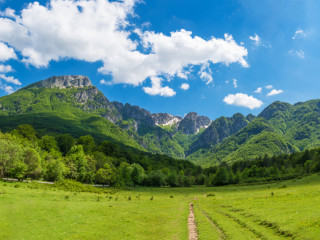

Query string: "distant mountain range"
[0, 75, 319, 167]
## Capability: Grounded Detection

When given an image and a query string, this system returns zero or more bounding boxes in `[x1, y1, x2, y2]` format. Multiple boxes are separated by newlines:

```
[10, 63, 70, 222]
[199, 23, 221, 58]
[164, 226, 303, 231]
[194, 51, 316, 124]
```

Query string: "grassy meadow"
[1, 174, 320, 239]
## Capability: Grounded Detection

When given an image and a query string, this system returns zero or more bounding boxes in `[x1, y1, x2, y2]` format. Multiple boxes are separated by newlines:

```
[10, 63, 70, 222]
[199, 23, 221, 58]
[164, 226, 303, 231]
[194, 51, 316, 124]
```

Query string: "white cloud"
[249, 34, 261, 46]
[265, 85, 273, 89]
[292, 29, 306, 39]
[223, 93, 263, 110]
[0, 8, 16, 18]
[0, 64, 13, 73]
[225, 80, 229, 84]
[0, 74, 21, 85]
[0, 84, 14, 94]
[198, 63, 213, 85]
[267, 89, 283, 96]
[0, 0, 248, 96]
[143, 76, 176, 97]
[100, 79, 112, 86]
[233, 78, 238, 88]
[254, 87, 262, 93]
[180, 83, 189, 90]
[0, 42, 16, 61]
[177, 68, 191, 79]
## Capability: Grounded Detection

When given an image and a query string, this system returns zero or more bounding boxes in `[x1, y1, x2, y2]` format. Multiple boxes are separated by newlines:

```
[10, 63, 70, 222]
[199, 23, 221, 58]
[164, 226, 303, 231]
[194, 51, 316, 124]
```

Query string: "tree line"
[1, 124, 319, 188]
[0, 124, 204, 187]
[205, 147, 320, 186]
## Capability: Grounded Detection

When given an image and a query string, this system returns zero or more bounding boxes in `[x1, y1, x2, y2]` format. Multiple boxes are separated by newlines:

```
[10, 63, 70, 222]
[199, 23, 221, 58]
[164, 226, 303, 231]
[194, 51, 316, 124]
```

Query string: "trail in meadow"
[188, 203, 198, 240]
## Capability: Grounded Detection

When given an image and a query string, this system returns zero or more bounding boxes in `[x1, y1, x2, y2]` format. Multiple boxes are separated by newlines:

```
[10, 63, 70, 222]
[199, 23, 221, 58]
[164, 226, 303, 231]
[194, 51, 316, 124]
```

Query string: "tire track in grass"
[195, 204, 227, 240]
[217, 209, 267, 240]
[188, 203, 198, 240]
[222, 205, 296, 239]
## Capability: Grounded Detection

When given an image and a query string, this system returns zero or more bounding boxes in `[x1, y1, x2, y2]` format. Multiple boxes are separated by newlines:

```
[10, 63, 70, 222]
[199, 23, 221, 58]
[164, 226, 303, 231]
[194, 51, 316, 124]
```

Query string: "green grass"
[1, 174, 320, 239]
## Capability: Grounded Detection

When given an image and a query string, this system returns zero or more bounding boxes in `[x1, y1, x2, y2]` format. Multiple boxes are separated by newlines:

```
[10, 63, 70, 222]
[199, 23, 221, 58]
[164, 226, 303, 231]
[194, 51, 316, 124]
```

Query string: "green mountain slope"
[187, 118, 299, 167]
[188, 99, 320, 167]
[0, 84, 143, 151]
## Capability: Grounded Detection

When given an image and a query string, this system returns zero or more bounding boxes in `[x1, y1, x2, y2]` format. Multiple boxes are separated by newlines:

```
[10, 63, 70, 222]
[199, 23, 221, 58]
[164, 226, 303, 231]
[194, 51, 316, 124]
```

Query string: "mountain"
[187, 100, 320, 167]
[177, 112, 211, 135]
[0, 75, 139, 150]
[187, 113, 250, 155]
[1, 75, 320, 167]
[0, 75, 212, 159]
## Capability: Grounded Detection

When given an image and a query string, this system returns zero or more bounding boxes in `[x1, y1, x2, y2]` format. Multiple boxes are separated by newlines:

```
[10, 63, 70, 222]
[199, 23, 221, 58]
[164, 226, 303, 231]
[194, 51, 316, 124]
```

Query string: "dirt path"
[188, 203, 198, 240]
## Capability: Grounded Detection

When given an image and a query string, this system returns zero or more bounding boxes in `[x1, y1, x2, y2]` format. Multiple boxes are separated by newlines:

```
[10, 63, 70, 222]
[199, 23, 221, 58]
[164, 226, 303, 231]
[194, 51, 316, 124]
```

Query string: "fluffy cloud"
[292, 29, 305, 39]
[0, 42, 16, 61]
[223, 93, 263, 110]
[180, 83, 189, 90]
[0, 84, 14, 94]
[100, 79, 112, 86]
[0, 64, 13, 73]
[265, 85, 273, 89]
[198, 63, 213, 85]
[233, 78, 238, 88]
[267, 89, 283, 96]
[0, 8, 16, 18]
[249, 34, 261, 46]
[0, 74, 21, 85]
[143, 76, 176, 97]
[0, 0, 248, 96]
[254, 87, 262, 93]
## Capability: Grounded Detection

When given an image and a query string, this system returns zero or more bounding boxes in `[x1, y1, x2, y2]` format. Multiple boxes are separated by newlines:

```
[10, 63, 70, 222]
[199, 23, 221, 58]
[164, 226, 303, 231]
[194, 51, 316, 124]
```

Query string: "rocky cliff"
[187, 113, 249, 154]
[25, 75, 92, 89]
[178, 112, 211, 135]
[152, 113, 182, 126]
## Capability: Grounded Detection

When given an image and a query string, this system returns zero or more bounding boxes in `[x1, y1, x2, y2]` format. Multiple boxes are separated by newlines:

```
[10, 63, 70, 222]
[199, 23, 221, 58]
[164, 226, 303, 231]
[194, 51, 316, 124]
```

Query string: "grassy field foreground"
[0, 175, 320, 239]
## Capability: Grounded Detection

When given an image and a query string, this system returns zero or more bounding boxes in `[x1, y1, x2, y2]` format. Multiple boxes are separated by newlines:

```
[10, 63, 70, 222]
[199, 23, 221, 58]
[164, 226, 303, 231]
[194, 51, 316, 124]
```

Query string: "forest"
[1, 124, 320, 188]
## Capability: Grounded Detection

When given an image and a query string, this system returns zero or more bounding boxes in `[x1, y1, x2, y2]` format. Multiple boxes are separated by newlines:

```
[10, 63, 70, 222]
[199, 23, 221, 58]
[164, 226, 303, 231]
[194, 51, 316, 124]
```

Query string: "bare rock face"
[27, 75, 92, 89]
[152, 113, 182, 126]
[113, 102, 155, 127]
[187, 113, 249, 155]
[178, 112, 211, 135]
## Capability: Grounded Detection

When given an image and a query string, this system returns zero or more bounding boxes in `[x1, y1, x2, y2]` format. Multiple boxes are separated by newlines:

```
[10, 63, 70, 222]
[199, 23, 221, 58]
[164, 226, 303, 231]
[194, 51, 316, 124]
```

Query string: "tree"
[56, 134, 75, 155]
[39, 135, 58, 152]
[116, 162, 133, 186]
[78, 135, 95, 154]
[24, 148, 42, 179]
[66, 145, 88, 182]
[304, 160, 314, 174]
[167, 172, 178, 187]
[0, 136, 24, 178]
[131, 167, 140, 186]
[212, 167, 228, 186]
[45, 157, 68, 181]
[15, 124, 38, 142]
[95, 163, 115, 186]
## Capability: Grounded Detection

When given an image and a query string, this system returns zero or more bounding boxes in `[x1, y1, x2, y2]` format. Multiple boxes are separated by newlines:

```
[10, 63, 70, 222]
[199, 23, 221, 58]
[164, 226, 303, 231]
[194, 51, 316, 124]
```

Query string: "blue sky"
[0, 0, 319, 120]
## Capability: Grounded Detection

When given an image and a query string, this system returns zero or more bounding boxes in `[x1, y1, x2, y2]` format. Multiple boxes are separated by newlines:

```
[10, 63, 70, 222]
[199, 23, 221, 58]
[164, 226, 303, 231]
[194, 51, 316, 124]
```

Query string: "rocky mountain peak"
[187, 113, 249, 155]
[184, 112, 199, 120]
[152, 113, 182, 126]
[26, 75, 92, 89]
[178, 112, 211, 135]
[113, 102, 155, 128]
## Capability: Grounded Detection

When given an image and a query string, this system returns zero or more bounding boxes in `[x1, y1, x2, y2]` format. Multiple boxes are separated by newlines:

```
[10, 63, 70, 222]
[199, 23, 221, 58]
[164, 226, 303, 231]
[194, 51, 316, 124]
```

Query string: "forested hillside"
[1, 75, 320, 168]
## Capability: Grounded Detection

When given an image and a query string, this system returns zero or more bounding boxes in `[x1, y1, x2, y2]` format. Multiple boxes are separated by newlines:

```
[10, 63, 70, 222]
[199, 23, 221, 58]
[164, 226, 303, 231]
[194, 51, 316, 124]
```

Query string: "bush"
[54, 179, 114, 194]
